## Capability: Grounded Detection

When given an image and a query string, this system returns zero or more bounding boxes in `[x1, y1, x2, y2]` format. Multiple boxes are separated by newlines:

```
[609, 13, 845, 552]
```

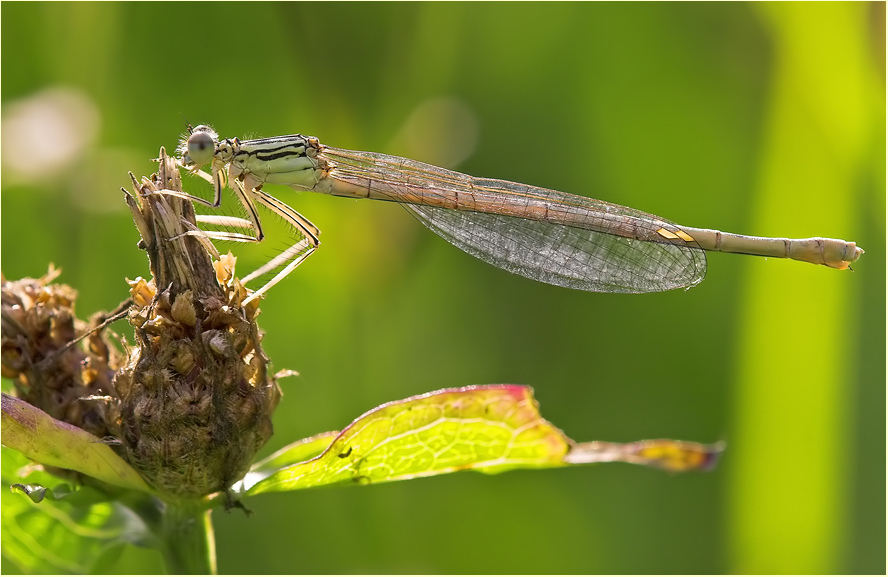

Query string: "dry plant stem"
[129, 153, 224, 299]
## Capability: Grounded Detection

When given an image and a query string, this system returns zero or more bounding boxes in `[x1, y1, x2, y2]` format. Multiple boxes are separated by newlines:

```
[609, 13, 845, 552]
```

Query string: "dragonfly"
[166, 124, 863, 304]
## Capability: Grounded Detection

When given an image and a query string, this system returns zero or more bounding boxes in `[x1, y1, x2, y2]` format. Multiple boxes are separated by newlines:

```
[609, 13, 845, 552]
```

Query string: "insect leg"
[237, 185, 322, 304]
[154, 161, 227, 209]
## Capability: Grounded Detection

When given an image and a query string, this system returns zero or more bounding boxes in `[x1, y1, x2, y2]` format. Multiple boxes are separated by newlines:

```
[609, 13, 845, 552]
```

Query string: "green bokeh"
[1, 2, 883, 574]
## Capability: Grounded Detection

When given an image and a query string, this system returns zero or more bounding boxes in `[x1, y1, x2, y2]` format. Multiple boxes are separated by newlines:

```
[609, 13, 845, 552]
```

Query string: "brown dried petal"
[171, 290, 197, 327]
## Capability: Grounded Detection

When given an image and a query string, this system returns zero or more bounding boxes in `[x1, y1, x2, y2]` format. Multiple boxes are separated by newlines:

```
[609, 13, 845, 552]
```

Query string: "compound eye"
[186, 131, 216, 166]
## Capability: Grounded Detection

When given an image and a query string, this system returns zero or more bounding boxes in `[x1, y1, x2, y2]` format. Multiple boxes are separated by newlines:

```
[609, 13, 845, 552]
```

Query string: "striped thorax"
[183, 126, 328, 192]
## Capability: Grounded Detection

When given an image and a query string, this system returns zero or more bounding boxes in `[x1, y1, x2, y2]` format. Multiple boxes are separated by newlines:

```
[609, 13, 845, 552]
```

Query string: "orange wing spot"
[656, 228, 679, 240]
[675, 229, 696, 242]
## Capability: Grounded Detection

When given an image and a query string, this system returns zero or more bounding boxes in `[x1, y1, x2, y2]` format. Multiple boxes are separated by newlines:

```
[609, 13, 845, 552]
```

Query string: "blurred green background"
[2, 2, 884, 574]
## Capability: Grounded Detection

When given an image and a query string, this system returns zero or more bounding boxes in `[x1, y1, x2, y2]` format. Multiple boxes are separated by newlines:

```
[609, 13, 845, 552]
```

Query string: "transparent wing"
[321, 147, 707, 292]
[403, 203, 706, 293]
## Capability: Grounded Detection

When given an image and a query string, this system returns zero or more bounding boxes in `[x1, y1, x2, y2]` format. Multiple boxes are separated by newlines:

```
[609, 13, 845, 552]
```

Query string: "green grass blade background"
[730, 3, 882, 573]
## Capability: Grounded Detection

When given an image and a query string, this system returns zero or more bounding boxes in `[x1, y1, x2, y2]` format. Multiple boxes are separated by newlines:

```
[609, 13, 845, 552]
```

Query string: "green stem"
[159, 503, 216, 574]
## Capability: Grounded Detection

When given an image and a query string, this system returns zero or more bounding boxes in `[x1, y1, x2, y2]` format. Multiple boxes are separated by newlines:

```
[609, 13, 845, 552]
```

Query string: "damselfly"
[166, 125, 863, 304]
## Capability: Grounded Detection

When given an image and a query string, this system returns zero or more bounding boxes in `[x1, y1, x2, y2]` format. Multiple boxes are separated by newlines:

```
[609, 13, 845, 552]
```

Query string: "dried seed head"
[0, 266, 117, 441]
[108, 148, 282, 500]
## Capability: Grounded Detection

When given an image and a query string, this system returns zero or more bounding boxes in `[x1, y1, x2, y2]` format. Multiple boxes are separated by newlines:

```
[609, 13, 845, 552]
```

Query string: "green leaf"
[250, 431, 340, 475]
[238, 431, 339, 490]
[1, 447, 154, 574]
[246, 385, 571, 495]
[245, 385, 724, 496]
[1, 394, 152, 494]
